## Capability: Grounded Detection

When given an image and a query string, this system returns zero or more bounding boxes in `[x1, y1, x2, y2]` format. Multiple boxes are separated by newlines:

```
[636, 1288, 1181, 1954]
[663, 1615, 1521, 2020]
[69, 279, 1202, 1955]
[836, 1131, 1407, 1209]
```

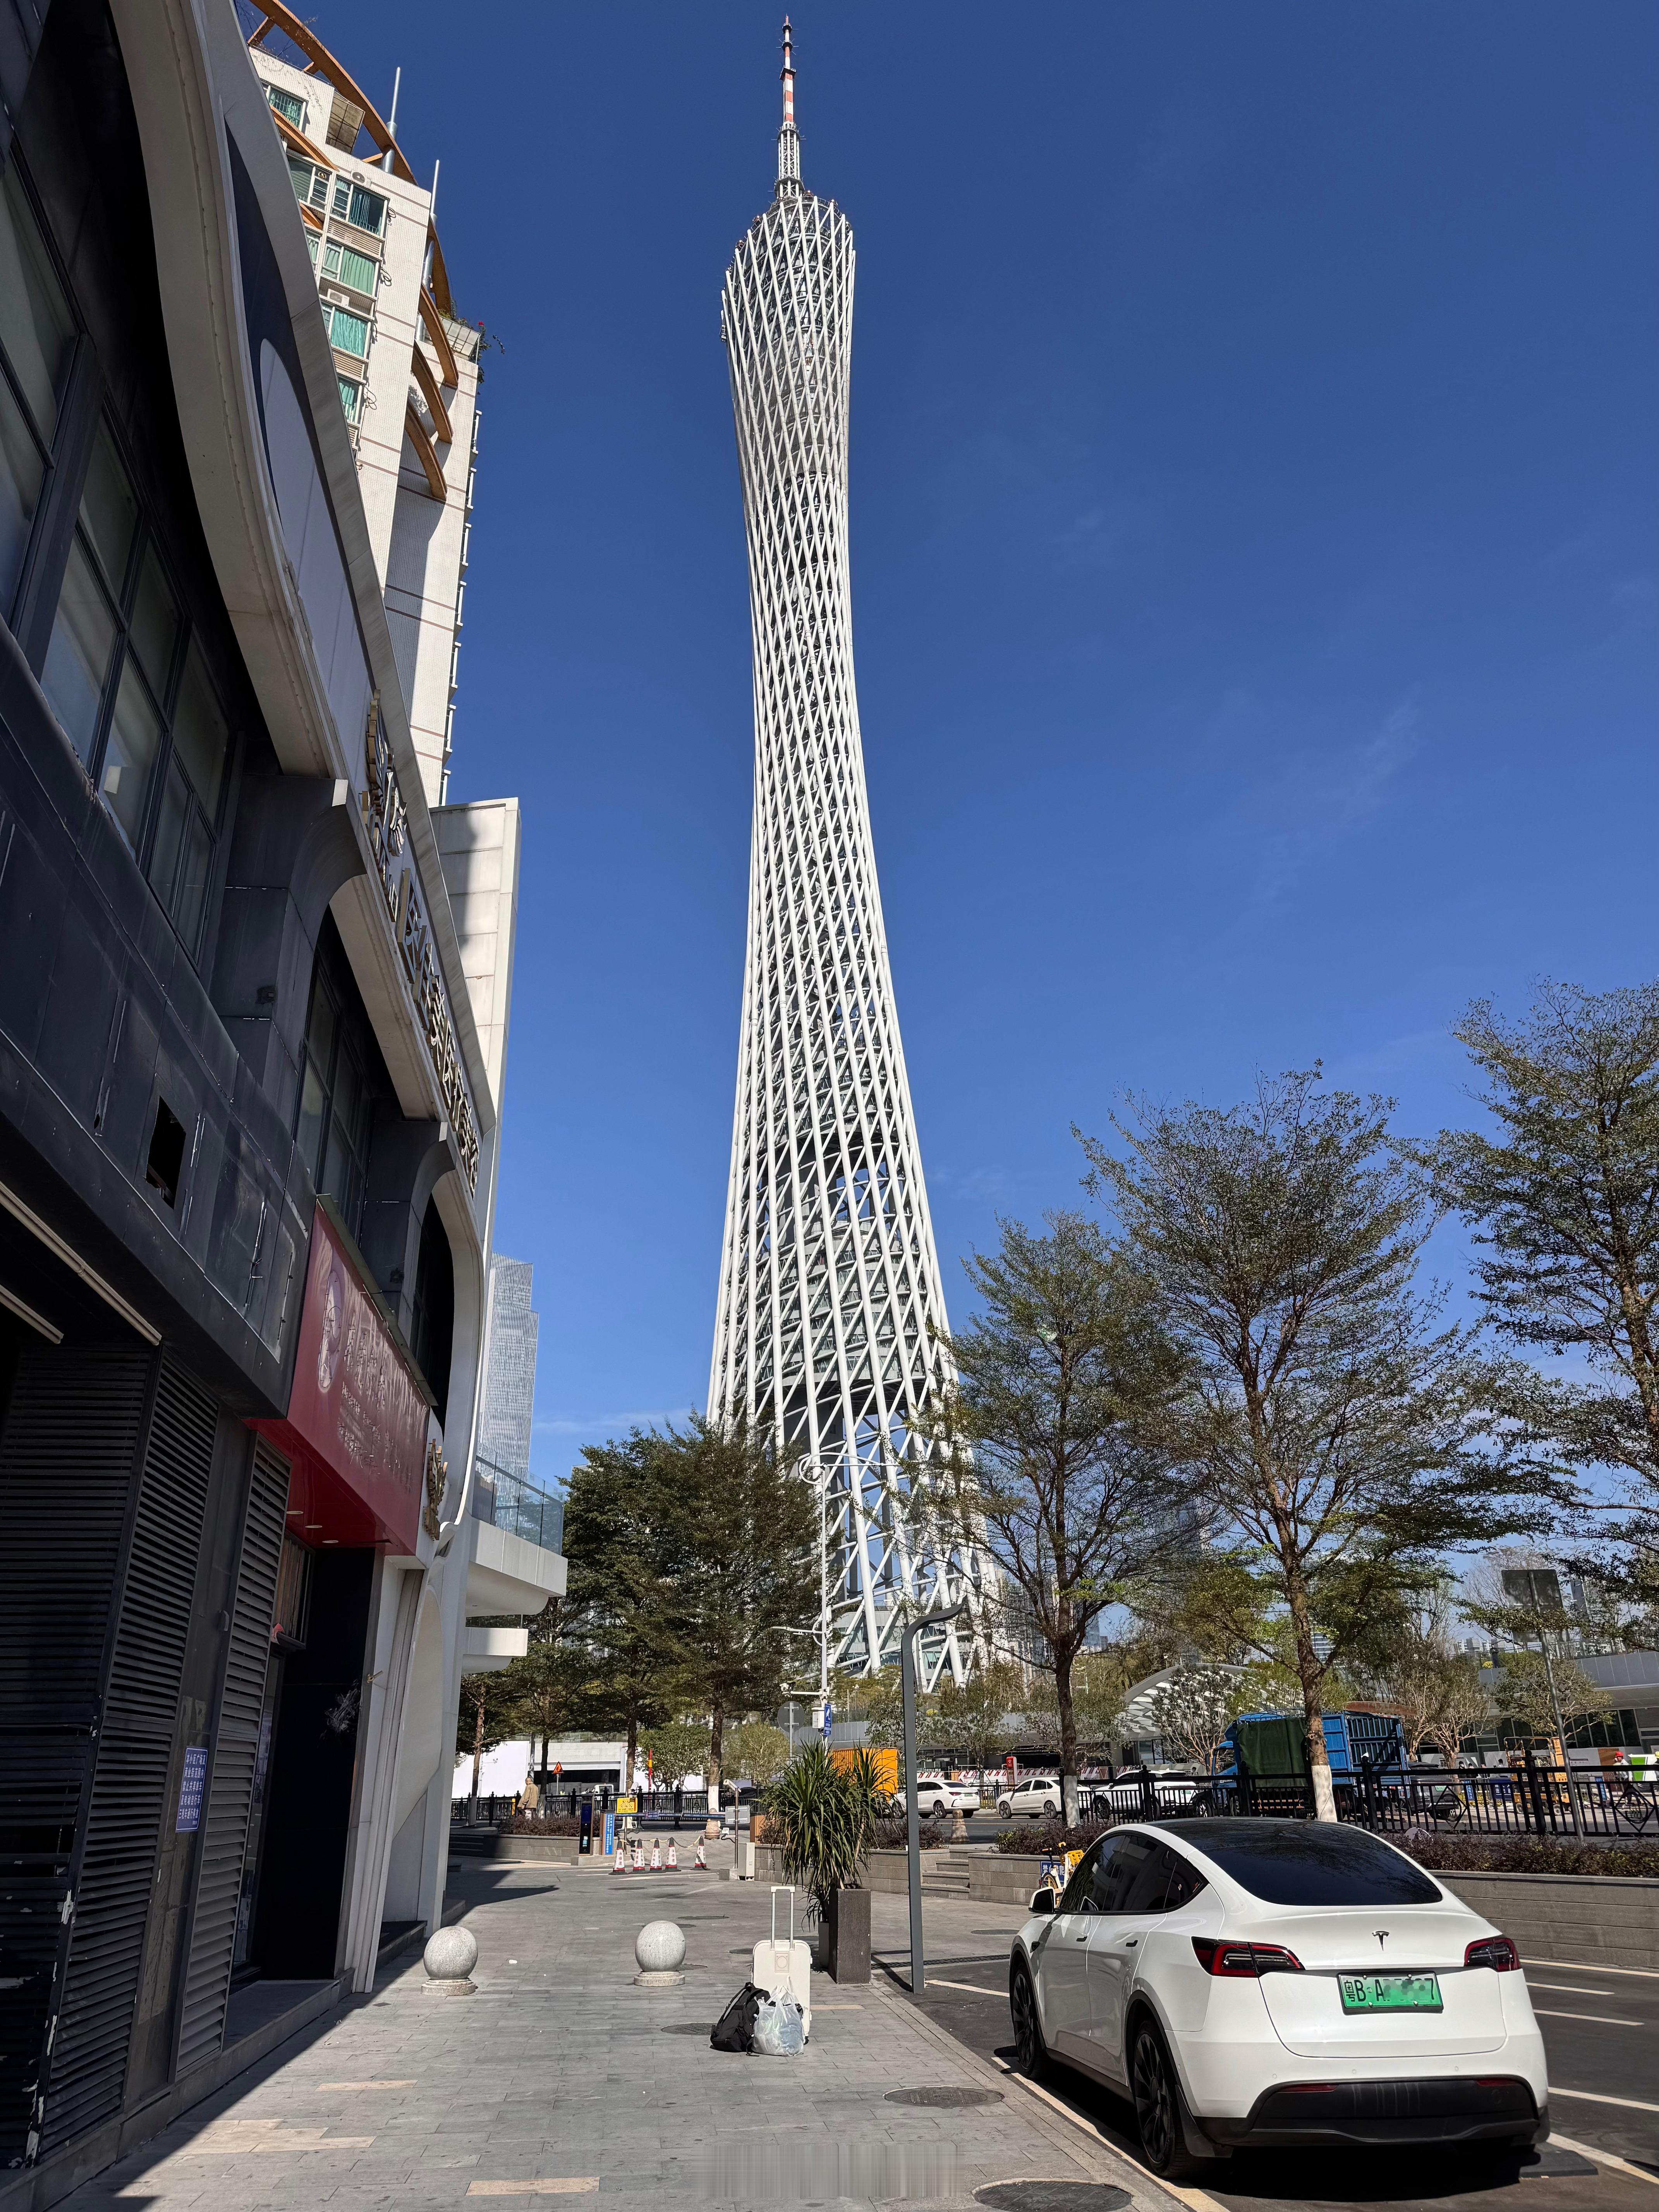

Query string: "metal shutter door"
[0, 1347, 151, 2169]
[39, 1356, 217, 2155]
[174, 1438, 289, 2073]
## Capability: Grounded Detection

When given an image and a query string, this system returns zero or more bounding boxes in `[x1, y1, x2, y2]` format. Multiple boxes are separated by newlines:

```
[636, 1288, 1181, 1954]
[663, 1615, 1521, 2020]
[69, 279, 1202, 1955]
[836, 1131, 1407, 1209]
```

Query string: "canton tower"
[709, 24, 988, 1681]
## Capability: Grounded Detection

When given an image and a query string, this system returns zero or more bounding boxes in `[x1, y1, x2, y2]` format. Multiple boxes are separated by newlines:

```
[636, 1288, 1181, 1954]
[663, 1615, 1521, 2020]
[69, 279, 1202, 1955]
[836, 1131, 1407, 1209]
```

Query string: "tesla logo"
[1374, 1931, 1389, 1950]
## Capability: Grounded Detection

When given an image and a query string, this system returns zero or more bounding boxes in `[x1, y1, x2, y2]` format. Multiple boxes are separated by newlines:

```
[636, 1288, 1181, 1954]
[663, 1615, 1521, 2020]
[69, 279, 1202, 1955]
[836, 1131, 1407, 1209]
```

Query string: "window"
[39, 416, 230, 956]
[337, 375, 362, 425]
[409, 1199, 454, 1424]
[325, 304, 368, 359]
[322, 241, 377, 294]
[0, 163, 75, 615]
[294, 921, 380, 1238]
[286, 155, 328, 211]
[1157, 1820, 1443, 1906]
[330, 180, 385, 236]
[264, 84, 306, 129]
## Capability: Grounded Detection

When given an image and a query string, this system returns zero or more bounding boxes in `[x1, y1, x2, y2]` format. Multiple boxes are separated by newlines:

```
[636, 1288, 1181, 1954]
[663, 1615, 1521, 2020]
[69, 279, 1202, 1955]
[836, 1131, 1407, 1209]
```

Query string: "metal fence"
[1081, 1754, 1659, 1839]
[472, 1456, 564, 1554]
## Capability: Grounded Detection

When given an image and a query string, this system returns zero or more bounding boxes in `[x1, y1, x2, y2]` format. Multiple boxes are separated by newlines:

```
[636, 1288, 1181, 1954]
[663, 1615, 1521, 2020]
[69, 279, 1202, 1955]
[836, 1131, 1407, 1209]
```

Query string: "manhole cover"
[661, 2023, 714, 2036]
[886, 2087, 1005, 2109]
[976, 2188, 1130, 2212]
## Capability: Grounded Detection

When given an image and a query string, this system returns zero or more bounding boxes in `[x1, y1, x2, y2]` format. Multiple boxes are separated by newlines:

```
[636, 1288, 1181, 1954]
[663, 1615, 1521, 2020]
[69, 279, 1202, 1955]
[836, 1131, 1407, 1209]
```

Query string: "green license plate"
[1339, 1973, 1442, 2014]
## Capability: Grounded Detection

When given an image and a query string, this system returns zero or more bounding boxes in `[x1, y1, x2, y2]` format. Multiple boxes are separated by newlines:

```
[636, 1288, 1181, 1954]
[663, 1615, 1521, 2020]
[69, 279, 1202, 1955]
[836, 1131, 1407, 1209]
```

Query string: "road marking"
[989, 2056, 1227, 2212]
[467, 2186, 598, 2198]
[1550, 2131, 1659, 2189]
[316, 2080, 416, 2090]
[1528, 1984, 1618, 1998]
[1524, 1956, 1659, 1980]
[927, 1978, 1005, 1997]
[1534, 2008, 1645, 2027]
[1553, 2087, 1659, 2115]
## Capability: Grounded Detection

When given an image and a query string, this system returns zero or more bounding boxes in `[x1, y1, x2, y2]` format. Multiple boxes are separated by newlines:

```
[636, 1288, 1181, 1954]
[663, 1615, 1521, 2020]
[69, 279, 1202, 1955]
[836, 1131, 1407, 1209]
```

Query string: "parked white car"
[894, 1775, 981, 1817]
[1008, 1818, 1548, 2177]
[996, 1775, 1062, 1819]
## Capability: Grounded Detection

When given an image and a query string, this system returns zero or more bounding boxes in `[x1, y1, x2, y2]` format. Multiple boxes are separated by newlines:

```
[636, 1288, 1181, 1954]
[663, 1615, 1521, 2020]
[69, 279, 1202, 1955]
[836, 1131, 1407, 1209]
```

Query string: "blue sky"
[342, 3, 1656, 1482]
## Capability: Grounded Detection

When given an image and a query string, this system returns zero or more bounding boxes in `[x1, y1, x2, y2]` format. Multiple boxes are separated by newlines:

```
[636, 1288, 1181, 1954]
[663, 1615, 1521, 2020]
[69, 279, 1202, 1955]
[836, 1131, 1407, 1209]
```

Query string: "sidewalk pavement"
[55, 1852, 1175, 2212]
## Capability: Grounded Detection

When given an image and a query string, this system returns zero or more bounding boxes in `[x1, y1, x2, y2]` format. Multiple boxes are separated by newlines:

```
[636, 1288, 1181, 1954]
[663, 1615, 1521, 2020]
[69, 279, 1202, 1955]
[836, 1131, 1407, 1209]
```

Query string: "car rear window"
[1158, 1821, 1443, 1905]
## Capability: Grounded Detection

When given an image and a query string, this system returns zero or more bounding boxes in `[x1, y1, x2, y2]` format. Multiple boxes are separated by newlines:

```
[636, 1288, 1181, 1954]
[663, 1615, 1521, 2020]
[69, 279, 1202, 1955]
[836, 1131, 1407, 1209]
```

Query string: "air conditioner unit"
[322, 285, 348, 305]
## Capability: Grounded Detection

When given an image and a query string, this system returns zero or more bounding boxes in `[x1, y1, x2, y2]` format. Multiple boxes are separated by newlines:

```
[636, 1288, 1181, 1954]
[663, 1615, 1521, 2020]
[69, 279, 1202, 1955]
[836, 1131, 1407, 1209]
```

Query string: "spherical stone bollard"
[422, 1923, 479, 1996]
[633, 1919, 686, 1986]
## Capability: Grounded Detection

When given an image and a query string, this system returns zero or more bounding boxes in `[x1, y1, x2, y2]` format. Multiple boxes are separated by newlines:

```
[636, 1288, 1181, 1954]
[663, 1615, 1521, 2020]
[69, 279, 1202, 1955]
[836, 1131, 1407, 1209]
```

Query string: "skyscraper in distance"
[708, 25, 990, 1681]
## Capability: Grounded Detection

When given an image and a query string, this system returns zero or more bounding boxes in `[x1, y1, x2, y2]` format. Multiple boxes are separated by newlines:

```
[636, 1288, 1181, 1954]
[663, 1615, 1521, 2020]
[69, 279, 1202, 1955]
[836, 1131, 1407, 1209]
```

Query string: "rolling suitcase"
[751, 1885, 812, 2040]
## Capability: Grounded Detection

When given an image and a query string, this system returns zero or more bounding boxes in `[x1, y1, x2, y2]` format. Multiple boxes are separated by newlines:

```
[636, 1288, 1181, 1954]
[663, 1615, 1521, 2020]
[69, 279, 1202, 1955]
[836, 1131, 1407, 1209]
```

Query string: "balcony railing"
[472, 1455, 563, 1556]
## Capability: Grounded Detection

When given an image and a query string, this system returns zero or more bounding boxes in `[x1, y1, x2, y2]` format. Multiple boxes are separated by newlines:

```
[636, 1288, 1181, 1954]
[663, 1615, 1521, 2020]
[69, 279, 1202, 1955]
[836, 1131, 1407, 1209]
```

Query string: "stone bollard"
[422, 1924, 479, 1996]
[633, 1919, 686, 1986]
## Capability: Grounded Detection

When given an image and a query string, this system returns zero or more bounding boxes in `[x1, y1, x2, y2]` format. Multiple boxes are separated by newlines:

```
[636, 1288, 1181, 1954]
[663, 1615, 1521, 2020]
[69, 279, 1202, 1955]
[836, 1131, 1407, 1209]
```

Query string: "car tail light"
[1464, 1936, 1519, 1973]
[1192, 1937, 1304, 1977]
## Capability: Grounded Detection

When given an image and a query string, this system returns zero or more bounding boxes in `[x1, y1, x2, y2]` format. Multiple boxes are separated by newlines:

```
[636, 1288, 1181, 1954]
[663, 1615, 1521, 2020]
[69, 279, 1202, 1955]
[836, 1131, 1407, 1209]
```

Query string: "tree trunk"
[626, 1708, 639, 1793]
[1055, 1644, 1080, 1827]
[469, 1694, 484, 1808]
[1286, 1587, 1336, 1821]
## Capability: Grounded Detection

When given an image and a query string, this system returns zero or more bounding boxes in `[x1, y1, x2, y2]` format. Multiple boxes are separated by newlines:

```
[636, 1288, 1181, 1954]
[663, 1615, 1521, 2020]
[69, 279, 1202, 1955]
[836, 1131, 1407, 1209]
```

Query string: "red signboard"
[254, 1204, 430, 1553]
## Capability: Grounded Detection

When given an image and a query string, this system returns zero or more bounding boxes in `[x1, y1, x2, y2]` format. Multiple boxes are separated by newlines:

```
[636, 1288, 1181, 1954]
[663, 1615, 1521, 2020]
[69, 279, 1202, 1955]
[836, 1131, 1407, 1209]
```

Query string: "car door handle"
[1121, 1937, 1138, 1948]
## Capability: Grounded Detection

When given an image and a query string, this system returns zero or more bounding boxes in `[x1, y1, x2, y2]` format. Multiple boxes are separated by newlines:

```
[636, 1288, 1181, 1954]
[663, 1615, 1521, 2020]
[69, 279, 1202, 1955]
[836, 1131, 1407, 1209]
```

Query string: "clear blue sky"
[340, 3, 1656, 1482]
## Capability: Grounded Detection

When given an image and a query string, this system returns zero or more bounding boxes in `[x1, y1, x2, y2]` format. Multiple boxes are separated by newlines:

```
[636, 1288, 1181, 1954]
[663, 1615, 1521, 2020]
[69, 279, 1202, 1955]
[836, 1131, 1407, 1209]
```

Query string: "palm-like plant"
[764, 1742, 886, 1917]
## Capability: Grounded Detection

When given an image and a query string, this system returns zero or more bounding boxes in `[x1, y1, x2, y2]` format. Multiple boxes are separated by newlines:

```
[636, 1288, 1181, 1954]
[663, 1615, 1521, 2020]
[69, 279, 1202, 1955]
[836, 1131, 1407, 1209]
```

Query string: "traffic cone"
[613, 1838, 627, 1872]
[632, 1839, 644, 1872]
[650, 1840, 661, 1872]
[694, 1838, 707, 1871]
[667, 1839, 678, 1870]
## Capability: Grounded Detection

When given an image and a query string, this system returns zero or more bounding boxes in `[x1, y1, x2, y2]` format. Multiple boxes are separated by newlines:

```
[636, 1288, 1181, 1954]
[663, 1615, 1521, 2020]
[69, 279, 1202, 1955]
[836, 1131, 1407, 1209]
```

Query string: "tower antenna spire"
[777, 17, 800, 185]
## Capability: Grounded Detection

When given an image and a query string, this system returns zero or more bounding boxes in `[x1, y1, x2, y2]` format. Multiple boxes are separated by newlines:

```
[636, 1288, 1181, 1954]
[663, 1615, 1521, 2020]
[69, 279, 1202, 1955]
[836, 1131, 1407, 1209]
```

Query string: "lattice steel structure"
[708, 27, 991, 1684]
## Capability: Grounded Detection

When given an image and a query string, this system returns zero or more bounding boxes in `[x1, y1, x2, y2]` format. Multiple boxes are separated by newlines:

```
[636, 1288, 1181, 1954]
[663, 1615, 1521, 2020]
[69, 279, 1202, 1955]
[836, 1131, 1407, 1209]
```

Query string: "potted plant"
[764, 1742, 882, 1983]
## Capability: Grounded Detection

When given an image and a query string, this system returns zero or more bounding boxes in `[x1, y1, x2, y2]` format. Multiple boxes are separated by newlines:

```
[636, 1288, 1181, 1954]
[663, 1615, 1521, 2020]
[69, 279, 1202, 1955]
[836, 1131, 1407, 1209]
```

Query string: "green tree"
[454, 1669, 519, 1801]
[1429, 982, 1659, 1600]
[931, 1212, 1193, 1807]
[640, 1719, 711, 1786]
[560, 1437, 684, 1779]
[728, 1719, 791, 1788]
[1084, 1069, 1560, 1819]
[646, 1416, 817, 1794]
[933, 1659, 1024, 1779]
[503, 1636, 592, 1776]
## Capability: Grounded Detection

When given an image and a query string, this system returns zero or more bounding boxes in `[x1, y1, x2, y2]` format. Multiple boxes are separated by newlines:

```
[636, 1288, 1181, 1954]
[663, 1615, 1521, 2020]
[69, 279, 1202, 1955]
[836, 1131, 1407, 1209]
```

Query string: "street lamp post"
[902, 1599, 968, 1994]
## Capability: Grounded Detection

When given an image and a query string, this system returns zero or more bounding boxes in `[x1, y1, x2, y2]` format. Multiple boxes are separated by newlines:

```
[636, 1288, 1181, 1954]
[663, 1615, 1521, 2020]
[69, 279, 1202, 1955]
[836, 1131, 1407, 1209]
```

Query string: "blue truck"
[1212, 1709, 1408, 1807]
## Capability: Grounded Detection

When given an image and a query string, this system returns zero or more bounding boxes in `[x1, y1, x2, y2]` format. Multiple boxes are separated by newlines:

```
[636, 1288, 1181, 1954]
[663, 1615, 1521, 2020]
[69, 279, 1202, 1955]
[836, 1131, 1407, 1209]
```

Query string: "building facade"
[479, 1255, 538, 1484]
[707, 30, 991, 1685]
[0, 3, 556, 2198]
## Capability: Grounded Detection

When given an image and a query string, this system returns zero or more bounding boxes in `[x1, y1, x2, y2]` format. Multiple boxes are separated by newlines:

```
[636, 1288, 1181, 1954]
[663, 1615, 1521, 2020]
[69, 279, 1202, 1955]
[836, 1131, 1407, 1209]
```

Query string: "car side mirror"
[1029, 1889, 1056, 1915]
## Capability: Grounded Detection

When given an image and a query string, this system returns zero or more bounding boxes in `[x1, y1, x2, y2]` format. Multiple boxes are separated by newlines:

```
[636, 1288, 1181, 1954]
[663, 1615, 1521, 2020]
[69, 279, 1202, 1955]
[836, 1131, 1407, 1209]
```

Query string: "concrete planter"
[754, 1843, 1046, 1909]
[826, 1885, 871, 1983]
[458, 1833, 584, 1864]
[1429, 1870, 1659, 1974]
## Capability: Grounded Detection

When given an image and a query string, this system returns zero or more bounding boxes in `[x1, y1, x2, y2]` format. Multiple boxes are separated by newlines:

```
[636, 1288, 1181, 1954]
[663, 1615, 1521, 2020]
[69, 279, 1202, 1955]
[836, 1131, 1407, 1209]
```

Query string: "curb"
[862, 1975, 1193, 2212]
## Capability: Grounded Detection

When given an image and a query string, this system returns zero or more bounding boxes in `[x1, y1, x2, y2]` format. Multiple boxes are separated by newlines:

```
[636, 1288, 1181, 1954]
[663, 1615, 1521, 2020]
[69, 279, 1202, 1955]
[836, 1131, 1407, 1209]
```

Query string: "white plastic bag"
[750, 1991, 805, 2056]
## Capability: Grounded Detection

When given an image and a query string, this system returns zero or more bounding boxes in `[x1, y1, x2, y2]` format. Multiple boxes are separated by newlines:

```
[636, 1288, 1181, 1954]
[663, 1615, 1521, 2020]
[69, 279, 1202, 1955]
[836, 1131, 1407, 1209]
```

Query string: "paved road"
[859, 1886, 1659, 2212]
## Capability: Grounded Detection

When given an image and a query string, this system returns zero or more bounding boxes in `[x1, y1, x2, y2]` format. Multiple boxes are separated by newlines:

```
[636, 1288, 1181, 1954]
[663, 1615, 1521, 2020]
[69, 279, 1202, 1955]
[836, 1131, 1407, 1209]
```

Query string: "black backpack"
[709, 1980, 764, 2053]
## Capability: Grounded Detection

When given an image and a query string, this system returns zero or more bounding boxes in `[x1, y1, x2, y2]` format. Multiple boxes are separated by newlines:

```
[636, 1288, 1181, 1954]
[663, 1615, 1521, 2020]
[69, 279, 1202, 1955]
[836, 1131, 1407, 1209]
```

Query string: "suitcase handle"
[769, 1884, 794, 1948]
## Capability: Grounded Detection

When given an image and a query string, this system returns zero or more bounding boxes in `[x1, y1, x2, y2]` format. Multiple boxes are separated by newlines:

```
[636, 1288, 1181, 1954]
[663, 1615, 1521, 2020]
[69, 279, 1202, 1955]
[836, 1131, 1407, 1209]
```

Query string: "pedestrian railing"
[1077, 1752, 1659, 1838]
[471, 1456, 564, 1555]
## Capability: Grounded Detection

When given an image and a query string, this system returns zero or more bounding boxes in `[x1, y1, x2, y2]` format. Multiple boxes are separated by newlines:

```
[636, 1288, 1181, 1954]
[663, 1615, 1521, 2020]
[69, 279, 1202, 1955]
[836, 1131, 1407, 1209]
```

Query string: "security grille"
[40, 1355, 216, 2155]
[174, 1438, 289, 2073]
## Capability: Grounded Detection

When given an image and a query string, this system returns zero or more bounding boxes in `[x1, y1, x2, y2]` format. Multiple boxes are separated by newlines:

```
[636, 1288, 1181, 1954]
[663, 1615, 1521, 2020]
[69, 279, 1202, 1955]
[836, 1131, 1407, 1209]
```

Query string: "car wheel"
[997, 1798, 1012, 1817]
[1009, 1958, 1047, 2078]
[1130, 2020, 1204, 2180]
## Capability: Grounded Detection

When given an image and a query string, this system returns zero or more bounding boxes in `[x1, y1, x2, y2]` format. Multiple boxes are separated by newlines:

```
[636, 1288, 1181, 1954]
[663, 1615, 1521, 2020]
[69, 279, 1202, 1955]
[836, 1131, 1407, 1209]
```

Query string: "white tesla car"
[1008, 1819, 1548, 2178]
